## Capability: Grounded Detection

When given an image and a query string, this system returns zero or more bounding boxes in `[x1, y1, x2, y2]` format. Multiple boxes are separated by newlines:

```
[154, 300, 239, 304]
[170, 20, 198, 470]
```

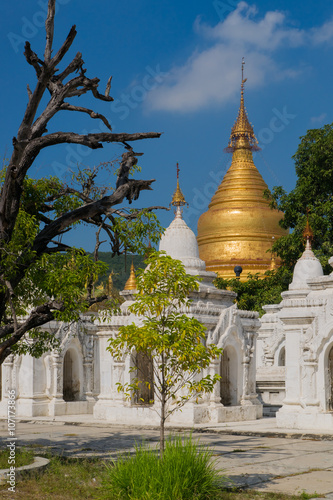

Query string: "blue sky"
[1, 0, 333, 252]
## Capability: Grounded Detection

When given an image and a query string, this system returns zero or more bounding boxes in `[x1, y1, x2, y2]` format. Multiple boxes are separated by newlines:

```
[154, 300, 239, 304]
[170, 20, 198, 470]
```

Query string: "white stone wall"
[275, 273, 333, 431]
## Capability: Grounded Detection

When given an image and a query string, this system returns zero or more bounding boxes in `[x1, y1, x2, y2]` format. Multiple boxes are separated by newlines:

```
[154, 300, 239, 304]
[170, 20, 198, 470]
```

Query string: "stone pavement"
[0, 415, 332, 498]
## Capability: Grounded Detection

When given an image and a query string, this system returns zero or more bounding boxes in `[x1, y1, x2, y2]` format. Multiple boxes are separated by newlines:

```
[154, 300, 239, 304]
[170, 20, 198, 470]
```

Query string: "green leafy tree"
[107, 251, 222, 455]
[0, 0, 163, 363]
[265, 123, 333, 272]
[215, 267, 293, 317]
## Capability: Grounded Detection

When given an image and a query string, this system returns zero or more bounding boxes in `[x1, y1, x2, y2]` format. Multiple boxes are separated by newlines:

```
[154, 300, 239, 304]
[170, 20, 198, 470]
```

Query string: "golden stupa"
[171, 162, 188, 209]
[124, 261, 137, 290]
[197, 61, 288, 280]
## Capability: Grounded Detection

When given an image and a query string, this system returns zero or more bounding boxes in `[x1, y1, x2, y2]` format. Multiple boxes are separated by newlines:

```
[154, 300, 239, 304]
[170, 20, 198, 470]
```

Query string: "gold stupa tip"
[124, 261, 137, 290]
[171, 179, 186, 206]
[225, 58, 260, 153]
[171, 162, 187, 208]
[303, 212, 314, 245]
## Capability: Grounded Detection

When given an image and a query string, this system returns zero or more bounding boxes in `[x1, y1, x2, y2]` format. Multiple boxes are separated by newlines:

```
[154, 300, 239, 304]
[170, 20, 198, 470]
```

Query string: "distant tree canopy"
[93, 253, 146, 291]
[215, 267, 293, 317]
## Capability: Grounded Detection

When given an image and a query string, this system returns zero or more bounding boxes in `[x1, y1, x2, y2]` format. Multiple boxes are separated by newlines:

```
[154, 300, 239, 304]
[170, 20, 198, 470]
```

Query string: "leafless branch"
[44, 0, 55, 62]
[60, 103, 112, 130]
[27, 85, 32, 101]
[105, 76, 112, 97]
[50, 25, 77, 69]
[0, 294, 107, 363]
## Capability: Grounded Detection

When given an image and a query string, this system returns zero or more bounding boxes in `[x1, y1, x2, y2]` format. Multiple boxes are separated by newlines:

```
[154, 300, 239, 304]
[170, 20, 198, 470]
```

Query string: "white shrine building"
[1, 181, 333, 431]
[0, 180, 262, 425]
[257, 226, 333, 431]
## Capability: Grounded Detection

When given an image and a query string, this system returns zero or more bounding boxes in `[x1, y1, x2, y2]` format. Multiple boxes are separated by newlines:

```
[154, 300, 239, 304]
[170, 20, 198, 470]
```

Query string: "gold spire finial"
[171, 163, 187, 211]
[124, 261, 137, 290]
[107, 272, 113, 296]
[303, 209, 314, 246]
[225, 59, 260, 153]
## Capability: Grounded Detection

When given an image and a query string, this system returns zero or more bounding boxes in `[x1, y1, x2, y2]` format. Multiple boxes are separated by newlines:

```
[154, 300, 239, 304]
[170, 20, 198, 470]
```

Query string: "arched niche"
[277, 346, 286, 367]
[63, 348, 81, 402]
[220, 345, 238, 406]
[134, 352, 154, 405]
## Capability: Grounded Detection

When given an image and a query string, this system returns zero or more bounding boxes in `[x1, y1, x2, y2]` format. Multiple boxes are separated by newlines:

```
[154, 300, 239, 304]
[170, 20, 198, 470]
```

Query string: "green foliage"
[0, 164, 162, 359]
[0, 209, 39, 285]
[112, 208, 164, 255]
[107, 251, 221, 445]
[91, 252, 146, 290]
[11, 329, 61, 358]
[13, 249, 108, 319]
[265, 123, 333, 271]
[1, 246, 108, 357]
[22, 176, 82, 220]
[104, 434, 225, 500]
[215, 267, 293, 316]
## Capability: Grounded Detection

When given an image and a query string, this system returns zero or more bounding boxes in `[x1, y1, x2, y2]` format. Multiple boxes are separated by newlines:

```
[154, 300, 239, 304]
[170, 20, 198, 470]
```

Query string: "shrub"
[104, 434, 226, 500]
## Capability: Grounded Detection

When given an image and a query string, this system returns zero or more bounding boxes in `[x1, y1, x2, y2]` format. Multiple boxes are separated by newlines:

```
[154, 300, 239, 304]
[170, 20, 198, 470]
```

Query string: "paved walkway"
[0, 416, 332, 498]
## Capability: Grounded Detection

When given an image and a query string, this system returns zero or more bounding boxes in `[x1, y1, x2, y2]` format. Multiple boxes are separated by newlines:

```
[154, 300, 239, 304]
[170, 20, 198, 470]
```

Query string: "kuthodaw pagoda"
[0, 63, 333, 431]
[197, 63, 288, 279]
[0, 177, 333, 430]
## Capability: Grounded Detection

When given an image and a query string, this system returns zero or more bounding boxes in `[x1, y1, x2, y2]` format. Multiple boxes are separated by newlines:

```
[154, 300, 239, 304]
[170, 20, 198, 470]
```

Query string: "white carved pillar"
[301, 360, 319, 407]
[48, 353, 65, 416]
[93, 327, 126, 420]
[209, 359, 221, 405]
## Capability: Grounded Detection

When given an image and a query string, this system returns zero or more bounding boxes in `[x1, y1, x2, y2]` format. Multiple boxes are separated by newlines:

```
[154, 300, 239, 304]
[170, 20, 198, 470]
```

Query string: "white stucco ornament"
[290, 239, 323, 290]
[329, 255, 333, 274]
[159, 207, 206, 271]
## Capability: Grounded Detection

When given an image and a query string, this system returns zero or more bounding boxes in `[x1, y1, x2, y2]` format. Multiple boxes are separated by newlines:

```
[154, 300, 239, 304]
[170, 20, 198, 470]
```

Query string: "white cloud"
[311, 19, 333, 44]
[311, 113, 327, 124]
[145, 2, 333, 113]
[195, 2, 305, 49]
[145, 47, 272, 113]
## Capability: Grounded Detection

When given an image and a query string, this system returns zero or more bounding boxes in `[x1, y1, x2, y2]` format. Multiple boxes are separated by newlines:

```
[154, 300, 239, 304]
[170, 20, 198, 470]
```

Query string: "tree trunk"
[160, 393, 165, 459]
[160, 352, 166, 458]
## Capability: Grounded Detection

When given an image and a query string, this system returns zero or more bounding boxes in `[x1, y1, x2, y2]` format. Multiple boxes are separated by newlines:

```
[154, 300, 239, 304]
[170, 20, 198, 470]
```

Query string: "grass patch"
[0, 448, 34, 469]
[0, 456, 109, 499]
[0, 448, 323, 500]
[104, 434, 226, 499]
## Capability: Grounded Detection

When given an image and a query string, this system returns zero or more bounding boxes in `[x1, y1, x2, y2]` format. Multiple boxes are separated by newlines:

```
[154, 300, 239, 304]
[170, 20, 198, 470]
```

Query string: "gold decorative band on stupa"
[224, 58, 260, 153]
[124, 261, 137, 290]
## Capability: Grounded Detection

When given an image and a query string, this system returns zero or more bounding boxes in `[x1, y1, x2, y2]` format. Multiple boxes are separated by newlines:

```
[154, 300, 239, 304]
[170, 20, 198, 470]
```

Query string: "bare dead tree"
[0, 0, 162, 363]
